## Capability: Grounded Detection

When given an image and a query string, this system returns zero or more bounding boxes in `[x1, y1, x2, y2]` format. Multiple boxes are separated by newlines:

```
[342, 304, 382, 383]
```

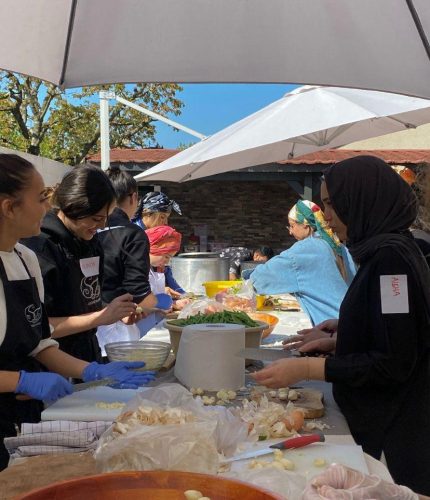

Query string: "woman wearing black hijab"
[252, 156, 430, 495]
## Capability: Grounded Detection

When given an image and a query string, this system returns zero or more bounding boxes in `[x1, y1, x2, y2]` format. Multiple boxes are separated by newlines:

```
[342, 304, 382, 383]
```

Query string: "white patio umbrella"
[134, 86, 430, 183]
[0, 147, 70, 186]
[1, 0, 430, 99]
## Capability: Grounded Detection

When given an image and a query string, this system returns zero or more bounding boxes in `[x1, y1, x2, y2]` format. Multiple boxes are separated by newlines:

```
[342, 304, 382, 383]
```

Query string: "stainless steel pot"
[170, 252, 230, 294]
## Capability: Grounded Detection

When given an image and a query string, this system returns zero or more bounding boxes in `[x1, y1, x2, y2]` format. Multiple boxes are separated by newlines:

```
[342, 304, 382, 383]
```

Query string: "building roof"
[87, 148, 180, 164]
[87, 147, 430, 167]
[279, 149, 430, 165]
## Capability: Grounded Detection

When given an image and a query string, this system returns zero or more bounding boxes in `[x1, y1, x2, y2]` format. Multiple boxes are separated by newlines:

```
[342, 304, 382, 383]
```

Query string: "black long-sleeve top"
[325, 246, 430, 494]
[98, 207, 152, 304]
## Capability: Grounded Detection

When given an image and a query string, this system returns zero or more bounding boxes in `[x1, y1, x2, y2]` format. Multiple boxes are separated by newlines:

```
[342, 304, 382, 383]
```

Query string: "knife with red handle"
[221, 433, 325, 463]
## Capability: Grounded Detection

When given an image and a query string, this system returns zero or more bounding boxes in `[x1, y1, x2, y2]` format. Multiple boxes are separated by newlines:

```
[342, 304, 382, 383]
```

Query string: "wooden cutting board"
[292, 388, 324, 419]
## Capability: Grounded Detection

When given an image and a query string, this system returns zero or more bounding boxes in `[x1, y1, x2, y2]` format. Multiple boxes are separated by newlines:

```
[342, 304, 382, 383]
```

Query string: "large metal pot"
[170, 252, 229, 294]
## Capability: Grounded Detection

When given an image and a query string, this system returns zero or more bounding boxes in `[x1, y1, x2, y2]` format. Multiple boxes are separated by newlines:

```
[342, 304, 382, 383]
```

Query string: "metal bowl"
[105, 340, 171, 371]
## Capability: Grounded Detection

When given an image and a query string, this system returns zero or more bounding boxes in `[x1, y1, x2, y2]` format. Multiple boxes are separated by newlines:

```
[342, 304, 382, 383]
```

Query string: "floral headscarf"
[288, 199, 342, 255]
[145, 225, 182, 256]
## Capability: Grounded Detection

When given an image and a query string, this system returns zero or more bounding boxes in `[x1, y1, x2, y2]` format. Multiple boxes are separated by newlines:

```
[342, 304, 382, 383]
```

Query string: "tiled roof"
[87, 148, 180, 163]
[87, 148, 430, 167]
[279, 149, 430, 165]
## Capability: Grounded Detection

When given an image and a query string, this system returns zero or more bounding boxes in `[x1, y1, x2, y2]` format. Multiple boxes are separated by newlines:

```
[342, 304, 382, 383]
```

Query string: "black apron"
[56, 255, 102, 364]
[0, 251, 49, 470]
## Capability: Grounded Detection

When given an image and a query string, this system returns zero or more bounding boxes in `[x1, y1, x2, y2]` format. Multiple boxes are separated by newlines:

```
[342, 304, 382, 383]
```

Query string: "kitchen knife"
[72, 377, 115, 392]
[221, 433, 325, 463]
[236, 347, 287, 362]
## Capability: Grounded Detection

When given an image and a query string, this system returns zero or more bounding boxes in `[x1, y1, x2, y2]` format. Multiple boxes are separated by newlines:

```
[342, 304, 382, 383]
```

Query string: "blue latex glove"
[155, 293, 173, 310]
[15, 371, 73, 401]
[82, 361, 156, 389]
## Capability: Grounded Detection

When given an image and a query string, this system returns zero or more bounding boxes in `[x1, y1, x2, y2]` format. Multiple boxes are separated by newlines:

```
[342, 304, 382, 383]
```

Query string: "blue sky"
[153, 83, 299, 149]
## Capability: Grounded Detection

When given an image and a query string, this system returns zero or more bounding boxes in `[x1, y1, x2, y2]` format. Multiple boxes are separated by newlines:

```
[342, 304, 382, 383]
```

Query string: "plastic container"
[202, 280, 242, 298]
[256, 294, 268, 310]
[14, 470, 283, 500]
[164, 319, 267, 355]
[105, 340, 171, 371]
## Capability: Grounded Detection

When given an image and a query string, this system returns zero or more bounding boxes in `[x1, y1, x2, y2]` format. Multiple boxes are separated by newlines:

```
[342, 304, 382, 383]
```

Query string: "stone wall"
[140, 179, 299, 254]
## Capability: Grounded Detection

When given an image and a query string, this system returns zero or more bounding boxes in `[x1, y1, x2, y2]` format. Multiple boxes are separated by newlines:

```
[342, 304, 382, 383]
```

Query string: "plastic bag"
[96, 321, 140, 356]
[95, 383, 249, 474]
[215, 280, 256, 312]
[177, 298, 225, 319]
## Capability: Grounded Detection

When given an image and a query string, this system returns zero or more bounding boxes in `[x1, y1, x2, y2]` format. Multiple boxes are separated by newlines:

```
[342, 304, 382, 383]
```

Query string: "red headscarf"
[145, 225, 182, 256]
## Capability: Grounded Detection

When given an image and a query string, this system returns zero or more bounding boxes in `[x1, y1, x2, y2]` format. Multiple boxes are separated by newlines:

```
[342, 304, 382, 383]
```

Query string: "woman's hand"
[98, 293, 137, 326]
[165, 287, 182, 299]
[300, 338, 337, 355]
[250, 357, 326, 388]
[283, 318, 339, 351]
[14, 371, 73, 401]
[82, 361, 155, 389]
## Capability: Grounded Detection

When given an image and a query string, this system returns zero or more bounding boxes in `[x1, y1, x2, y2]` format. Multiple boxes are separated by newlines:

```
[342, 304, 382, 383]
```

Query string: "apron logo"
[24, 304, 42, 327]
[80, 276, 101, 301]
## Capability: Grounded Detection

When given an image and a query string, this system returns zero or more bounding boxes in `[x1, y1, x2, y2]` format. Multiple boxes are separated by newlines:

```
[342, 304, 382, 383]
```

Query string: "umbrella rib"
[179, 160, 211, 182]
[406, 0, 430, 62]
[383, 116, 417, 129]
[59, 0, 78, 87]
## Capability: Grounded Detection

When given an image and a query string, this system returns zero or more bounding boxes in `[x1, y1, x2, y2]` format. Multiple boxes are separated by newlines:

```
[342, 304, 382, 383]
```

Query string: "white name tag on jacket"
[380, 275, 409, 314]
[79, 256, 100, 277]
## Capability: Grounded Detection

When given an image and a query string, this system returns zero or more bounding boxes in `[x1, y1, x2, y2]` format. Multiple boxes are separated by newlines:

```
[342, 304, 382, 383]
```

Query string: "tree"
[0, 72, 183, 165]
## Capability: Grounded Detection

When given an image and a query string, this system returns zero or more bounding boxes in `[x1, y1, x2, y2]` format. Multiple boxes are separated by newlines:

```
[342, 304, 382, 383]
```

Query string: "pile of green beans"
[169, 310, 259, 328]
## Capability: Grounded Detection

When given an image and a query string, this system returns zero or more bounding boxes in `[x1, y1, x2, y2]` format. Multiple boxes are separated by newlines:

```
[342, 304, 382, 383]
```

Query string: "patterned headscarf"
[288, 199, 342, 255]
[145, 225, 182, 256]
[142, 192, 182, 215]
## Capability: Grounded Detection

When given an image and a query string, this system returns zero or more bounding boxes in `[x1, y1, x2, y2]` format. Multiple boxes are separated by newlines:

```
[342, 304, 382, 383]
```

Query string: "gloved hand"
[82, 361, 156, 389]
[302, 464, 418, 499]
[14, 371, 73, 401]
[155, 293, 173, 310]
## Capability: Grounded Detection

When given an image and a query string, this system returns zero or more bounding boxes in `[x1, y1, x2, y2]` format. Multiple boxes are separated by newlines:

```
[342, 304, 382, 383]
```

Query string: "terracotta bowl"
[15, 470, 284, 499]
[247, 312, 279, 339]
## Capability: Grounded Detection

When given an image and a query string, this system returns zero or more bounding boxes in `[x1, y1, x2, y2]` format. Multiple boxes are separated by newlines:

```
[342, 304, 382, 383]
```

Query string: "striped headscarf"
[288, 199, 342, 255]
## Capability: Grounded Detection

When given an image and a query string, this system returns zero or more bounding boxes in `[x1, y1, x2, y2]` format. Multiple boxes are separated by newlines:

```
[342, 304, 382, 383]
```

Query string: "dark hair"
[52, 164, 116, 219]
[254, 246, 274, 260]
[106, 167, 137, 204]
[0, 154, 36, 197]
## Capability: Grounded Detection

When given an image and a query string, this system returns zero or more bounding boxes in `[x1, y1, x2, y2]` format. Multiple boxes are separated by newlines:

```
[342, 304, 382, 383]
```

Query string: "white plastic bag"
[95, 383, 249, 474]
[215, 280, 256, 312]
[177, 298, 224, 319]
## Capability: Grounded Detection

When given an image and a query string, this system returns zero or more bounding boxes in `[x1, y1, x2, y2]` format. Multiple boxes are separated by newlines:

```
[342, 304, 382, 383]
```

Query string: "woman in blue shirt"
[251, 200, 355, 326]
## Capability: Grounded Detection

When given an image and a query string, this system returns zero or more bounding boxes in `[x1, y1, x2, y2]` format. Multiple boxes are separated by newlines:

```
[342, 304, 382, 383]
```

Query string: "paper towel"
[174, 323, 245, 391]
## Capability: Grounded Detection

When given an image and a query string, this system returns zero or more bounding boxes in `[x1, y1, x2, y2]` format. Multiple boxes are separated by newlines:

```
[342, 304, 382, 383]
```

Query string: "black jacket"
[98, 207, 151, 303]
[22, 211, 104, 362]
[325, 246, 430, 493]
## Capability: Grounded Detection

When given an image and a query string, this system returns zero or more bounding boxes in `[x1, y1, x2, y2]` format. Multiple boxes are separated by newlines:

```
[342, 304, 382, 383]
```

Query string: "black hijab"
[325, 155, 430, 334]
[324, 155, 419, 261]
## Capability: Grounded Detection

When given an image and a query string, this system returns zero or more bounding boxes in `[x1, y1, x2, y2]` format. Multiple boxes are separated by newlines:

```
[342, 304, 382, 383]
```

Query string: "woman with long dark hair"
[252, 156, 430, 495]
[23, 165, 139, 363]
[96, 168, 172, 352]
[0, 154, 154, 470]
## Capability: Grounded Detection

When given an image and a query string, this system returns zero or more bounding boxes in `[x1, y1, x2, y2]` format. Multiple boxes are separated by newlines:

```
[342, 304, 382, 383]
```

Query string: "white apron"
[97, 268, 167, 356]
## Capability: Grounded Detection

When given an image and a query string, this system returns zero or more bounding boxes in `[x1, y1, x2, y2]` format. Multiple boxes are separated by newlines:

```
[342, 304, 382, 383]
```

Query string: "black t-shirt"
[98, 207, 152, 304]
[325, 246, 430, 493]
